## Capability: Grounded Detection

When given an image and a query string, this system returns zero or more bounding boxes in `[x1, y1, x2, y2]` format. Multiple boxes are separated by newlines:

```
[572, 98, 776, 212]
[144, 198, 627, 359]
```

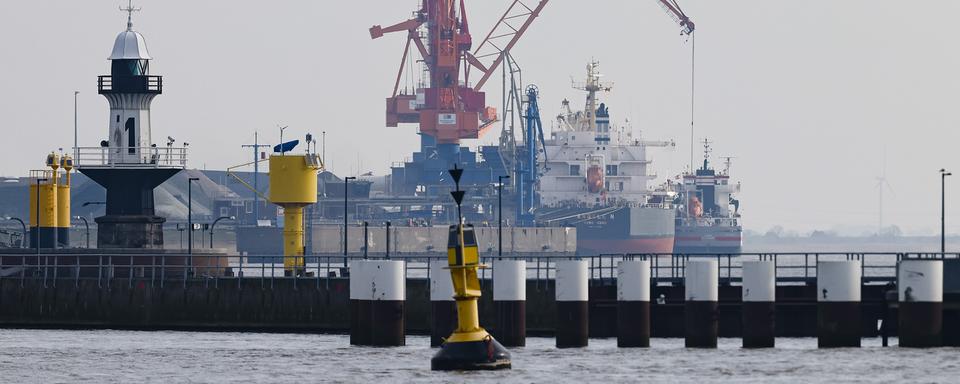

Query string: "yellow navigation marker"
[431, 165, 511, 371]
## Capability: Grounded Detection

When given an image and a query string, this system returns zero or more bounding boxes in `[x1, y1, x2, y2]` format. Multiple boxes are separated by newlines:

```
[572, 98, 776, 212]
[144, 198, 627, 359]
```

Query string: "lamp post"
[385, 221, 391, 259]
[74, 91, 79, 159]
[344, 176, 356, 262]
[3, 217, 26, 248]
[941, 169, 952, 254]
[363, 221, 369, 259]
[498, 175, 511, 258]
[73, 216, 89, 248]
[188, 177, 199, 256]
[210, 215, 235, 248]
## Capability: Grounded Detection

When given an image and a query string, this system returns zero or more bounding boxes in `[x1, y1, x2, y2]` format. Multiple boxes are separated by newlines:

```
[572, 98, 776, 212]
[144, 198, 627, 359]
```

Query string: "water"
[1, 330, 957, 383]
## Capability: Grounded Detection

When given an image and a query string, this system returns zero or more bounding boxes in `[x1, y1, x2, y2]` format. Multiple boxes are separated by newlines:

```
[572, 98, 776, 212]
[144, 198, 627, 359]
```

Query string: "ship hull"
[543, 206, 675, 255]
[673, 225, 743, 254]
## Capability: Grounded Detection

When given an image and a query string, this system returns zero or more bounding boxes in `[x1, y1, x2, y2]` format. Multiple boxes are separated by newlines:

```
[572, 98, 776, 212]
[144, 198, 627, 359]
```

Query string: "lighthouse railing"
[72, 146, 187, 169]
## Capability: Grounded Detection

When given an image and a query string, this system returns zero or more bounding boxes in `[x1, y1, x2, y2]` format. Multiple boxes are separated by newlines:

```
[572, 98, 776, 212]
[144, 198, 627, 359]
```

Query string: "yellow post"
[268, 154, 321, 276]
[56, 155, 73, 247]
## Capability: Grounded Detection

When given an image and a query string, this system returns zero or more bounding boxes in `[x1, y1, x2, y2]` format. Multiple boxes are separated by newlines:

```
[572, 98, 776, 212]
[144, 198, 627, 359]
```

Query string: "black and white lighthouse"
[77, 3, 185, 248]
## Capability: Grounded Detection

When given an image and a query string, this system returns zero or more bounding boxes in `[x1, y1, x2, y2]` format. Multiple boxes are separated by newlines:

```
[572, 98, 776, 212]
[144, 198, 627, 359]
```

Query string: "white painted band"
[685, 259, 718, 302]
[817, 261, 861, 302]
[430, 260, 455, 301]
[742, 261, 775, 302]
[899, 259, 943, 303]
[494, 260, 526, 301]
[617, 260, 650, 302]
[556, 260, 588, 302]
[349, 260, 405, 301]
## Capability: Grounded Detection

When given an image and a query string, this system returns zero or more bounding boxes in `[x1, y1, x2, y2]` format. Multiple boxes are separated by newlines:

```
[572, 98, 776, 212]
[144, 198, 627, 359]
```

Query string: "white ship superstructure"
[537, 61, 677, 255]
[540, 62, 674, 207]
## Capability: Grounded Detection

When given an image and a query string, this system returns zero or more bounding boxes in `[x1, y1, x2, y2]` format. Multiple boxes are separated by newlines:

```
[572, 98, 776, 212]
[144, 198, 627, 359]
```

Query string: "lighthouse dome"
[109, 28, 151, 60]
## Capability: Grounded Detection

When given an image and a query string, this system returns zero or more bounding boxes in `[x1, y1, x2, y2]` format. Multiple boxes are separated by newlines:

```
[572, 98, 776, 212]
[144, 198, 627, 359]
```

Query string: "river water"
[1, 330, 956, 383]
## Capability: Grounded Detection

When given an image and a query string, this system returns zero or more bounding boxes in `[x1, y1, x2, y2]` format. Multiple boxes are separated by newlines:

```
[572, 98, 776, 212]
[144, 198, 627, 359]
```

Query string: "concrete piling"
[555, 260, 589, 348]
[493, 260, 526, 347]
[430, 260, 456, 347]
[685, 259, 719, 348]
[742, 261, 776, 348]
[349, 260, 405, 346]
[898, 259, 943, 348]
[617, 260, 651, 348]
[817, 260, 861, 348]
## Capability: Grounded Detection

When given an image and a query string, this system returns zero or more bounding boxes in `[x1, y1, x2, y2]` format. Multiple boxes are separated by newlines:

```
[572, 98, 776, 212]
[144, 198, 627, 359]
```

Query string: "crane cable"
[689, 31, 696, 173]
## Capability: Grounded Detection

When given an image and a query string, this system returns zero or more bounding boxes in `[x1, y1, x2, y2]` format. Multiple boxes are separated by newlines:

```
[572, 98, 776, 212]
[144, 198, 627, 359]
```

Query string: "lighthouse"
[76, 3, 186, 248]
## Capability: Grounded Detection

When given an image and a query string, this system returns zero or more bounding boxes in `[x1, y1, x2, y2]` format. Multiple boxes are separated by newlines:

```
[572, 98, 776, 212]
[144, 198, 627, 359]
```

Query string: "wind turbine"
[875, 151, 894, 236]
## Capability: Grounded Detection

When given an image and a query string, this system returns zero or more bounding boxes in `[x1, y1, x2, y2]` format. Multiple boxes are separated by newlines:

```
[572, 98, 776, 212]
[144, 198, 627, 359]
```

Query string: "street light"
[498, 175, 511, 258]
[74, 91, 79, 159]
[188, 177, 200, 256]
[73, 216, 90, 248]
[344, 176, 356, 262]
[3, 216, 26, 248]
[941, 169, 952, 254]
[209, 215, 235, 248]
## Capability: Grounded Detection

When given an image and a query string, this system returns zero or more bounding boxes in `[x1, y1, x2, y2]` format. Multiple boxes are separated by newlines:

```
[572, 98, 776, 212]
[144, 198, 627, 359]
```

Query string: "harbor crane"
[370, 0, 549, 147]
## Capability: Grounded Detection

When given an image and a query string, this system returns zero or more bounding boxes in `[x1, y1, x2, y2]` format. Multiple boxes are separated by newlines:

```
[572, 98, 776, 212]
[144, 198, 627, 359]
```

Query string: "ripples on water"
[1, 330, 957, 383]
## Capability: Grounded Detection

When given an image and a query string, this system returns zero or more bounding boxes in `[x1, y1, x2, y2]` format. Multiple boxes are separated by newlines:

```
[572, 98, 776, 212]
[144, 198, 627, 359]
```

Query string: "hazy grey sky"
[1, 1, 958, 235]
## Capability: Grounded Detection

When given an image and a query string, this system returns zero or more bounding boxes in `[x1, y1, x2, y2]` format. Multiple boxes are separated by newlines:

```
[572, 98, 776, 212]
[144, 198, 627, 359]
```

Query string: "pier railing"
[1, 252, 956, 290]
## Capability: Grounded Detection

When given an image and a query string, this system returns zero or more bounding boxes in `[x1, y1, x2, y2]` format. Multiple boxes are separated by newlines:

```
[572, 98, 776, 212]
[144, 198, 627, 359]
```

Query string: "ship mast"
[571, 61, 612, 132]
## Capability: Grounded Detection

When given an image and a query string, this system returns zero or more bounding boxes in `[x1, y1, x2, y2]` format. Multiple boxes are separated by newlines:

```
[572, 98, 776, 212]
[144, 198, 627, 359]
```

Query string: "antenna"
[120, 0, 141, 30]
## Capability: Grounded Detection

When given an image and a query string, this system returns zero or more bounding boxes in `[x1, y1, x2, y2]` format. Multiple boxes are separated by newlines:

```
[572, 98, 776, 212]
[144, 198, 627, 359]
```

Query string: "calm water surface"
[1, 330, 957, 383]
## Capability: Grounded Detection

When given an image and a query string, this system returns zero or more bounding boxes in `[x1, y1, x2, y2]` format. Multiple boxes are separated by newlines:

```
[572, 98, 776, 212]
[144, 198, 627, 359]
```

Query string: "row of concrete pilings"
[348, 258, 946, 348]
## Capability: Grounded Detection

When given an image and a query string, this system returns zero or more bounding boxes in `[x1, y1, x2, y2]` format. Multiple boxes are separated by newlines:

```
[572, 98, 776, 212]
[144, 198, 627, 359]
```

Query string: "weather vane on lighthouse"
[120, 0, 141, 30]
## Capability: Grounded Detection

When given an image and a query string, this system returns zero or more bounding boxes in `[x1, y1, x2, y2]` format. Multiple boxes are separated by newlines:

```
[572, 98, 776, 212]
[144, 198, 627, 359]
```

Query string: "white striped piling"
[817, 260, 861, 348]
[430, 260, 456, 347]
[898, 259, 943, 348]
[742, 261, 776, 348]
[617, 260, 651, 347]
[350, 260, 405, 346]
[493, 260, 526, 347]
[555, 260, 589, 348]
[685, 259, 719, 348]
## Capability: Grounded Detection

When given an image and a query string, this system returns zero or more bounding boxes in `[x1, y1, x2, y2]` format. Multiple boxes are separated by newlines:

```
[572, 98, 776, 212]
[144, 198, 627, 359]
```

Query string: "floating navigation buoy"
[432, 166, 510, 371]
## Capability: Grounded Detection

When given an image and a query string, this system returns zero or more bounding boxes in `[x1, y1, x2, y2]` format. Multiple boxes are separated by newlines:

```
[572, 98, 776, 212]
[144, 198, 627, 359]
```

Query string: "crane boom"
[370, 0, 548, 145]
[657, 0, 695, 35]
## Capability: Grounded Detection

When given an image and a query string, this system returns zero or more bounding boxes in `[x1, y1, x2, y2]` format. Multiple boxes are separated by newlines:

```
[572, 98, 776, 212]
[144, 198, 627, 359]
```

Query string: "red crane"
[657, 0, 695, 36]
[370, 0, 549, 145]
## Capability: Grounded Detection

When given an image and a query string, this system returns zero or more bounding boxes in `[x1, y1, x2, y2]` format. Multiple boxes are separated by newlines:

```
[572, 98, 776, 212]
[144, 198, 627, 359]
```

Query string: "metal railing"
[73, 146, 187, 169]
[97, 75, 162, 94]
[1, 253, 955, 291]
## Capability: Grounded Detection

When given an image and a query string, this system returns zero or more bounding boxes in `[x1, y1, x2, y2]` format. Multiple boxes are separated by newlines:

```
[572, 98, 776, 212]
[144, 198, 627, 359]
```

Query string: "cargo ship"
[537, 61, 677, 255]
[673, 140, 743, 254]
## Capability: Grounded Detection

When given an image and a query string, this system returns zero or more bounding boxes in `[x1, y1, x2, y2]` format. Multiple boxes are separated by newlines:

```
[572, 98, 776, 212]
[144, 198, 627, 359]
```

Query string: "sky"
[1, 1, 958, 235]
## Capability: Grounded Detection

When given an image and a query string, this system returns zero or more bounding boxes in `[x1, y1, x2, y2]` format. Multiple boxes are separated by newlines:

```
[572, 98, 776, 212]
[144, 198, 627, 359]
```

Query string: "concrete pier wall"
[4, 277, 951, 340]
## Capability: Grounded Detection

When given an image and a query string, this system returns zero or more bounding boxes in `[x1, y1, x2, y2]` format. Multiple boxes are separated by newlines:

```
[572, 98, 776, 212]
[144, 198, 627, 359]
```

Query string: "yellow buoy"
[432, 166, 510, 371]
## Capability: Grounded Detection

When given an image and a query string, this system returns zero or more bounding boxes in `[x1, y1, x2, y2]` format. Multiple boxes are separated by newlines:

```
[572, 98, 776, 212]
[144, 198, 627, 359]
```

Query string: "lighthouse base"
[95, 215, 166, 249]
[431, 338, 511, 371]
